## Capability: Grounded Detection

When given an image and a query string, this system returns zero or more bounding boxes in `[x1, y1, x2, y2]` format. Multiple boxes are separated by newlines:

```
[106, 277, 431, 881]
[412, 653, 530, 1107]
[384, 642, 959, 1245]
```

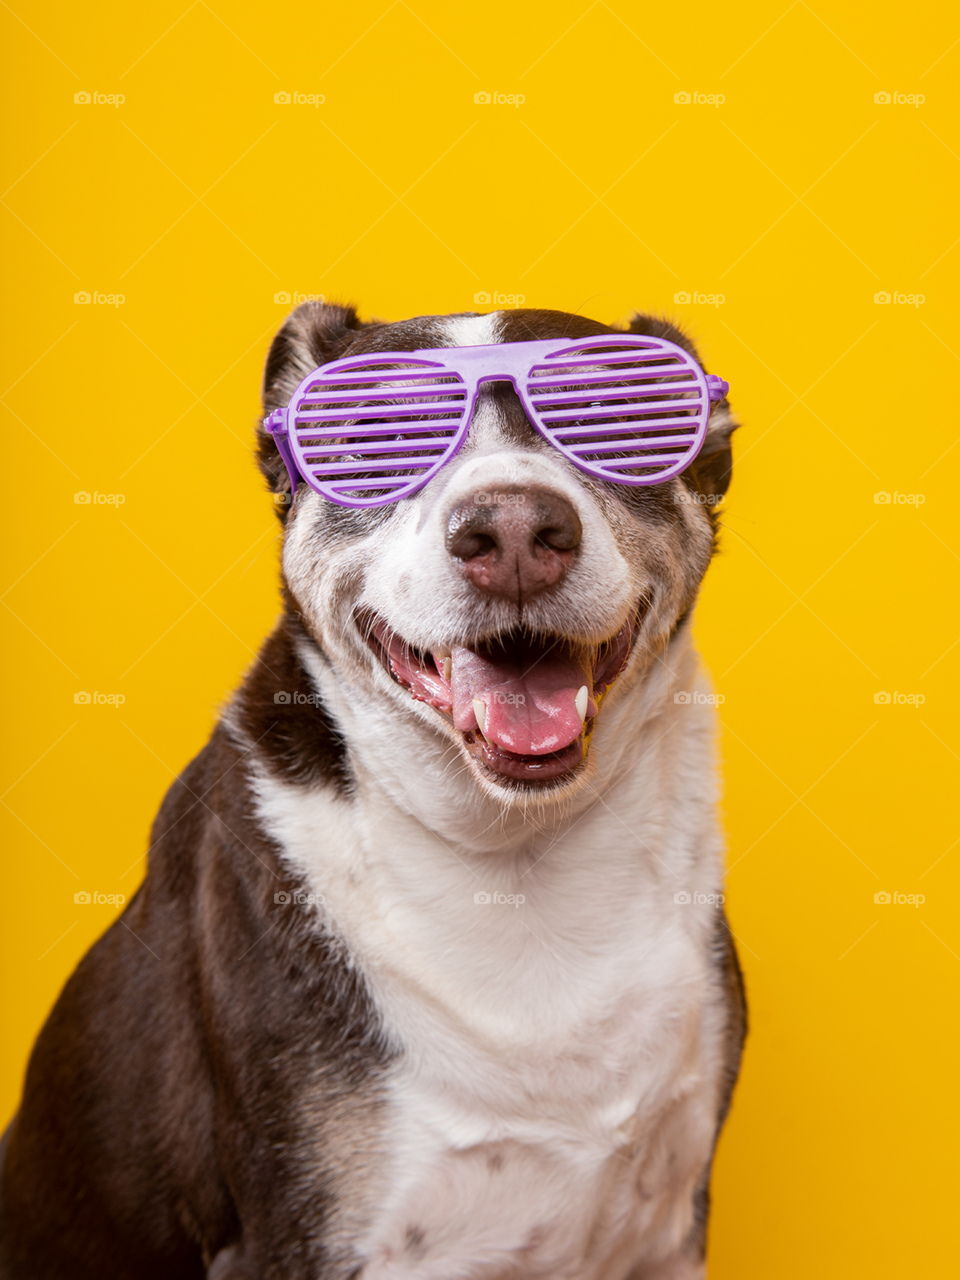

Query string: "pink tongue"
[450, 643, 596, 756]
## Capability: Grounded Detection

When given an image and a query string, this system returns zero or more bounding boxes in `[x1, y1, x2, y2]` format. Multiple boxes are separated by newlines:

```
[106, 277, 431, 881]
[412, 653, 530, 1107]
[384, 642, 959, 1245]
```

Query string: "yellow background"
[2, 1, 957, 1273]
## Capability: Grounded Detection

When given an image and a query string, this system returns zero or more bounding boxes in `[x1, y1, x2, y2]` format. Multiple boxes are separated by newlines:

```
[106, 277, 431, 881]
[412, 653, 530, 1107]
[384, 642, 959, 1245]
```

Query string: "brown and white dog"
[0, 304, 745, 1280]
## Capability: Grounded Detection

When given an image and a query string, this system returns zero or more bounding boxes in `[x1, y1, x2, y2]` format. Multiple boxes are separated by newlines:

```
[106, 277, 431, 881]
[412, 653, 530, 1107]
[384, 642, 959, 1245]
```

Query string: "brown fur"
[0, 687, 391, 1279]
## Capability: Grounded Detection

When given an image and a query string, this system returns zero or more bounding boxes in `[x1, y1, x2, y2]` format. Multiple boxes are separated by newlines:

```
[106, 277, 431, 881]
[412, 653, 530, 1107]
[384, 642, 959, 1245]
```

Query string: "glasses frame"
[264, 334, 729, 509]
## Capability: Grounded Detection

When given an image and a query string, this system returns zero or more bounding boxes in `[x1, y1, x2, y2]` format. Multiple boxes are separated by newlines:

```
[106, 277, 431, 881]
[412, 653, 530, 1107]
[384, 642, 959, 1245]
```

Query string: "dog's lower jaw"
[463, 724, 591, 785]
[357, 603, 644, 794]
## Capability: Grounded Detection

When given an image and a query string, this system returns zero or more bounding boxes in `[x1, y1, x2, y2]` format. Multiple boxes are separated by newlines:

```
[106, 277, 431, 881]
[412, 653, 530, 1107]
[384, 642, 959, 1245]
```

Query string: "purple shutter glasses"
[264, 334, 730, 509]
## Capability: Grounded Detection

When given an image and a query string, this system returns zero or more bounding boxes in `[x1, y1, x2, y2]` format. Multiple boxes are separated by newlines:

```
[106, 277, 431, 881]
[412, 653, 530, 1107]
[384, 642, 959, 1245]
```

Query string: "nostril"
[534, 515, 581, 555]
[445, 509, 500, 561]
[453, 530, 498, 560]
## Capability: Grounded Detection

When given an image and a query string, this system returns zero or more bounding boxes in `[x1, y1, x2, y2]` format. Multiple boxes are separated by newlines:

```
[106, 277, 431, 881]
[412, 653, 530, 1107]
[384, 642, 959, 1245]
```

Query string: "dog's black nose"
[445, 487, 582, 601]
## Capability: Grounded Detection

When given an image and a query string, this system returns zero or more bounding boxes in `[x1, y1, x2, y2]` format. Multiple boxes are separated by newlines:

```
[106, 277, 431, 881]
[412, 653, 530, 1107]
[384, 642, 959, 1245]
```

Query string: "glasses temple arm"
[705, 374, 730, 402]
[264, 407, 299, 495]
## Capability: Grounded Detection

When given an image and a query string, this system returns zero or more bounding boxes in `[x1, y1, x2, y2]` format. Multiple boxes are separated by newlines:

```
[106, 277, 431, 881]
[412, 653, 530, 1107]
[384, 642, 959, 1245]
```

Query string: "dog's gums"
[363, 611, 640, 784]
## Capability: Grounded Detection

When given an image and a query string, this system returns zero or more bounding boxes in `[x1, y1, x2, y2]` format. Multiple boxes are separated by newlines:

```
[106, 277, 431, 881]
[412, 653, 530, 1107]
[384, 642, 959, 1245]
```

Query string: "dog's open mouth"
[362, 613, 640, 785]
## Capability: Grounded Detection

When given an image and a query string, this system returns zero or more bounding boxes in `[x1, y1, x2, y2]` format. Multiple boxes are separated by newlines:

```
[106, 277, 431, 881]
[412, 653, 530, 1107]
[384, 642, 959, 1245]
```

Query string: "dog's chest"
[357, 981, 707, 1280]
[255, 771, 720, 1278]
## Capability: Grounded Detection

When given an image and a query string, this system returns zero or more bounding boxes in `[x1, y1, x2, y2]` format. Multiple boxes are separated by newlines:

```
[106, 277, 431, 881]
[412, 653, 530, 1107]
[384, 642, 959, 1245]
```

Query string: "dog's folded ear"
[625, 312, 737, 503]
[258, 301, 376, 516]
[687, 406, 737, 502]
[624, 311, 699, 359]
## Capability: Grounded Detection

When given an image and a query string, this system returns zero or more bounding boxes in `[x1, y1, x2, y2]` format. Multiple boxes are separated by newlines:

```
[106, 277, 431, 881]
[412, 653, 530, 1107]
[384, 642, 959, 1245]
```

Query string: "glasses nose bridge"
[462, 369, 527, 441]
[474, 369, 522, 392]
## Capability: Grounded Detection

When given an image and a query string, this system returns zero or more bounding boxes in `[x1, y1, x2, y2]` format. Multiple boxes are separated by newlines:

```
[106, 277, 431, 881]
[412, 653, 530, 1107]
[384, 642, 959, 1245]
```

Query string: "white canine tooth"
[473, 698, 487, 736]
[442, 657, 452, 683]
[575, 685, 589, 723]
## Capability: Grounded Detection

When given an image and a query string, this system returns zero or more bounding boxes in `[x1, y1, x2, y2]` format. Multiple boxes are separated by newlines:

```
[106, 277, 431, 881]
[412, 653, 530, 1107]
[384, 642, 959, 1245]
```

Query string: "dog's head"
[257, 303, 735, 804]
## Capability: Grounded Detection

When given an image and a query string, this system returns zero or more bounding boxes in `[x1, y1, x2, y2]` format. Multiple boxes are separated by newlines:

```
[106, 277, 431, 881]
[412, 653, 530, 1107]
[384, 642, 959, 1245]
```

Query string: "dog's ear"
[624, 311, 699, 360]
[258, 302, 376, 516]
[625, 312, 736, 503]
[687, 405, 737, 502]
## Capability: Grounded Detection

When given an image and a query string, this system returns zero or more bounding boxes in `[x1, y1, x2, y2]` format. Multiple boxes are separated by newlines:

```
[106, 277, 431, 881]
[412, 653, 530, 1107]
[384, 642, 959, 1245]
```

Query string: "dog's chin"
[357, 606, 644, 793]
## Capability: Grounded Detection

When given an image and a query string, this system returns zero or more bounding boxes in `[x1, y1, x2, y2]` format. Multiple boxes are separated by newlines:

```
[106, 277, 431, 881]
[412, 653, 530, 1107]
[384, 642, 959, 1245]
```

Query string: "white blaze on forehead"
[438, 312, 503, 348]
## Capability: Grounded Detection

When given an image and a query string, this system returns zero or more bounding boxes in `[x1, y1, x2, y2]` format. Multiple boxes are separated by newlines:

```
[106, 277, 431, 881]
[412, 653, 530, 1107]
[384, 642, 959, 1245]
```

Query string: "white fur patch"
[252, 634, 728, 1279]
[438, 312, 503, 348]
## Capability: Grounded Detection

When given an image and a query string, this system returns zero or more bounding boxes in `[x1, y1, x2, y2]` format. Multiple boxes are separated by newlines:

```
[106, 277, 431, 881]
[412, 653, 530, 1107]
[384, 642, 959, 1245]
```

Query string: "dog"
[0, 303, 745, 1280]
